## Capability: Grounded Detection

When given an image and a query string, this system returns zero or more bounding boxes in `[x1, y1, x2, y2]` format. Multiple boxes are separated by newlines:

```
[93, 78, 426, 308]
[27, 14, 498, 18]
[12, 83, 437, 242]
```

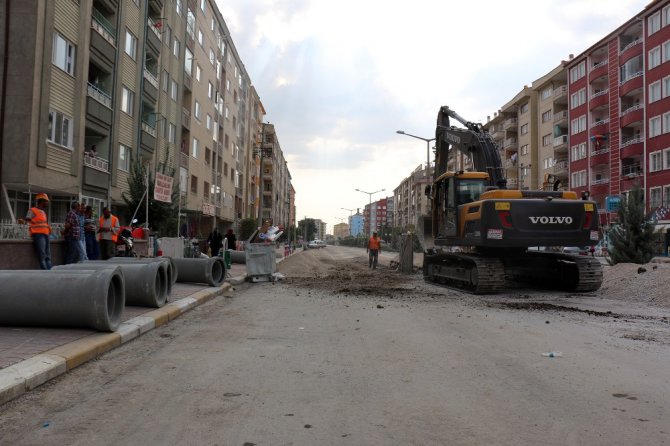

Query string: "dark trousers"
[368, 249, 379, 269]
[85, 232, 99, 260]
[100, 239, 115, 260]
[32, 233, 52, 270]
[65, 237, 80, 264]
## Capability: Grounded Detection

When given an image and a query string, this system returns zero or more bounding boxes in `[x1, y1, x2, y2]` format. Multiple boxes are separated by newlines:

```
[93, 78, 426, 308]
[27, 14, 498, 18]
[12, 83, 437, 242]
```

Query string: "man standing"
[98, 207, 119, 260]
[367, 231, 382, 269]
[77, 202, 88, 261]
[63, 202, 81, 264]
[25, 193, 52, 269]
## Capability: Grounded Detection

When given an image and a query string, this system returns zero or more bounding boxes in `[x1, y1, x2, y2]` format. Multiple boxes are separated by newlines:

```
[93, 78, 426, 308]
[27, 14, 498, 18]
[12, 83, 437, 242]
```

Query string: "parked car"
[562, 246, 592, 256]
[308, 239, 327, 249]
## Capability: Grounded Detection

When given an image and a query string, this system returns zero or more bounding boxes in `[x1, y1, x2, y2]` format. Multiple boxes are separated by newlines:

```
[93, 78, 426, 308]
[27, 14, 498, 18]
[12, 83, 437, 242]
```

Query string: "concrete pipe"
[0, 268, 125, 332]
[229, 250, 246, 264]
[55, 261, 167, 308]
[102, 257, 176, 292]
[172, 257, 226, 287]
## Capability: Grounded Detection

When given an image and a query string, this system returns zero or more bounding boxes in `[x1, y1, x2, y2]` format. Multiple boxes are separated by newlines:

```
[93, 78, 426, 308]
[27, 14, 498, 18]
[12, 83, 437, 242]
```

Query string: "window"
[185, 48, 193, 75]
[541, 110, 552, 123]
[206, 114, 212, 131]
[208, 82, 214, 99]
[665, 185, 670, 207]
[649, 11, 661, 35]
[47, 109, 73, 148]
[164, 25, 172, 47]
[650, 151, 663, 172]
[571, 170, 587, 188]
[664, 5, 670, 26]
[176, 0, 182, 15]
[168, 123, 176, 144]
[121, 86, 134, 116]
[198, 29, 204, 47]
[664, 76, 670, 97]
[52, 33, 75, 75]
[520, 123, 528, 135]
[571, 115, 586, 134]
[200, 0, 206, 13]
[570, 88, 586, 108]
[204, 181, 210, 200]
[650, 115, 662, 137]
[649, 46, 661, 69]
[125, 29, 137, 60]
[663, 40, 670, 63]
[520, 144, 528, 155]
[211, 18, 215, 32]
[162, 70, 169, 92]
[519, 103, 529, 115]
[663, 112, 670, 133]
[173, 38, 180, 57]
[190, 175, 198, 194]
[194, 100, 201, 120]
[571, 143, 587, 161]
[209, 49, 215, 66]
[171, 80, 178, 101]
[119, 144, 131, 171]
[205, 148, 211, 165]
[651, 80, 662, 102]
[570, 61, 586, 83]
[541, 87, 553, 100]
[542, 134, 551, 146]
[650, 187, 662, 208]
[543, 157, 554, 169]
[196, 65, 202, 81]
[665, 148, 670, 169]
[226, 78, 230, 91]
[192, 138, 200, 158]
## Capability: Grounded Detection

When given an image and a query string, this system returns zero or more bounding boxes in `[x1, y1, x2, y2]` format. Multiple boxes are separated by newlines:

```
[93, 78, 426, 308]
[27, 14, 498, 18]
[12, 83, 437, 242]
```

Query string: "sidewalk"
[0, 256, 261, 406]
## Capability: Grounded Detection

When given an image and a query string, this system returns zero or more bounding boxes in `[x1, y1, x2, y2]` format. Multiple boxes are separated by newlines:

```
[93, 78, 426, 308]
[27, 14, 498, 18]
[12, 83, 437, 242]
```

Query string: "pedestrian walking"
[84, 206, 99, 260]
[98, 207, 120, 260]
[207, 227, 223, 257]
[63, 202, 81, 264]
[224, 229, 237, 251]
[367, 231, 382, 269]
[25, 193, 52, 269]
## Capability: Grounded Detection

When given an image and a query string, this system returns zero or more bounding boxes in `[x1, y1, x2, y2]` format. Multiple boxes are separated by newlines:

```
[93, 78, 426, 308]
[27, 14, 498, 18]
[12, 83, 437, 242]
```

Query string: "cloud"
[217, 0, 646, 232]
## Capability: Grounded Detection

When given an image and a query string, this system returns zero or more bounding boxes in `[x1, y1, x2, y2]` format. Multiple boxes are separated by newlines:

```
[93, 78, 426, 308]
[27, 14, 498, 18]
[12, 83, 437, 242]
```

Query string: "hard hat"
[35, 193, 49, 202]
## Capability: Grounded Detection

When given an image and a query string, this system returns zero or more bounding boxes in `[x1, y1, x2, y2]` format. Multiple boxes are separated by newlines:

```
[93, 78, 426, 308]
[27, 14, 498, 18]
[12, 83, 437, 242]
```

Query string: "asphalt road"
[0, 247, 668, 445]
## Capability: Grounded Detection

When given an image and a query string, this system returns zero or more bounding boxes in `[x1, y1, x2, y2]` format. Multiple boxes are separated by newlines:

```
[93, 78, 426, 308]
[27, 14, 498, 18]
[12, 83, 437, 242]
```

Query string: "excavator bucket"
[415, 214, 434, 250]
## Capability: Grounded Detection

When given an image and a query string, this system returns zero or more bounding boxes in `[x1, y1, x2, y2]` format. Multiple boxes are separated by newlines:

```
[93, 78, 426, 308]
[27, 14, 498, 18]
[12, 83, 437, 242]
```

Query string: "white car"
[308, 239, 326, 249]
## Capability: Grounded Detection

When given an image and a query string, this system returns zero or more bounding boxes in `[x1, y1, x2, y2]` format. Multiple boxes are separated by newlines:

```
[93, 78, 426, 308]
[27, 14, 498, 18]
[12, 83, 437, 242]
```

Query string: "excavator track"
[423, 252, 506, 294]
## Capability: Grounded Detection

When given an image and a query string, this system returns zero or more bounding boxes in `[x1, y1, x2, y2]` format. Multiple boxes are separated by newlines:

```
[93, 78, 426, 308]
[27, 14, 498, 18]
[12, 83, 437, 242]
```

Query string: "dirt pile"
[599, 261, 670, 308]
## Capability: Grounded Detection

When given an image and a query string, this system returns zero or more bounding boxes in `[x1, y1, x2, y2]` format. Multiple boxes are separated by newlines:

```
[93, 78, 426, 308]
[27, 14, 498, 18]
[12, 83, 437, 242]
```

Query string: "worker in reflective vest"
[98, 207, 120, 260]
[25, 193, 52, 269]
[367, 231, 382, 269]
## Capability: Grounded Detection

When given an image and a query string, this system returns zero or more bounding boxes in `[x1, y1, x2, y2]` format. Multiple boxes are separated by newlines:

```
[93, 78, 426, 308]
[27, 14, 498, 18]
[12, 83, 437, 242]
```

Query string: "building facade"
[349, 212, 364, 237]
[393, 164, 430, 230]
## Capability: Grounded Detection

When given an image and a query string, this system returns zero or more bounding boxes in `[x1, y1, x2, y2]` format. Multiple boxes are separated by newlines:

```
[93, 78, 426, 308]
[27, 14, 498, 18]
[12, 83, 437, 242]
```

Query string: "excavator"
[421, 106, 603, 293]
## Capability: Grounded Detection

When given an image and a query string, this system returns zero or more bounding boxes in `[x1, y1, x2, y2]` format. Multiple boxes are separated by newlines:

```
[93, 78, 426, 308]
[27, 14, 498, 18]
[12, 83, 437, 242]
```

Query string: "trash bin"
[245, 241, 276, 282]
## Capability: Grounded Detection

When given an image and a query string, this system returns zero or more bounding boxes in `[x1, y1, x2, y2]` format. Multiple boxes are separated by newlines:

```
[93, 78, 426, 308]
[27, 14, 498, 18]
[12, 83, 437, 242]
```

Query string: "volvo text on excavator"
[421, 106, 603, 293]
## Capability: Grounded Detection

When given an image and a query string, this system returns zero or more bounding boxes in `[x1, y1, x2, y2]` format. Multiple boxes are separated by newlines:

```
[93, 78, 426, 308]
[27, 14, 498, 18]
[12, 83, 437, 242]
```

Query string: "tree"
[298, 218, 317, 241]
[239, 218, 258, 242]
[609, 184, 655, 264]
[121, 163, 178, 236]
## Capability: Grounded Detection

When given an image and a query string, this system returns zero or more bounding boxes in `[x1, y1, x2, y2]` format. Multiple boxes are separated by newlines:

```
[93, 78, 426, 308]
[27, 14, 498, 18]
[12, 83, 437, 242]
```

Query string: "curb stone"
[0, 282, 232, 406]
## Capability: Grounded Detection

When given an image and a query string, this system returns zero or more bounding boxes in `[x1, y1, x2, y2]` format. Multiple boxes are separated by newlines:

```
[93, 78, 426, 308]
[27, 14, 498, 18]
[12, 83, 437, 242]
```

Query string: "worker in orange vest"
[25, 193, 52, 269]
[97, 207, 120, 260]
[367, 231, 382, 269]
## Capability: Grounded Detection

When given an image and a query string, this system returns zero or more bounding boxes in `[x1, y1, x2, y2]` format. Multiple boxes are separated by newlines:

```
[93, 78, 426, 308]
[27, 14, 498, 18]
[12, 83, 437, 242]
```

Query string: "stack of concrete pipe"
[55, 259, 169, 308]
[100, 257, 177, 296]
[0, 268, 125, 332]
[172, 257, 226, 287]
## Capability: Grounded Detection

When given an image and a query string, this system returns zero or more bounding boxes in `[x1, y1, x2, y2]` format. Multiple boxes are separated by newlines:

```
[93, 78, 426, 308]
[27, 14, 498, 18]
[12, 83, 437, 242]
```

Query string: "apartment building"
[349, 212, 364, 237]
[333, 222, 349, 239]
[393, 164, 430, 230]
[259, 123, 292, 229]
[565, 0, 670, 229]
[0, 0, 291, 240]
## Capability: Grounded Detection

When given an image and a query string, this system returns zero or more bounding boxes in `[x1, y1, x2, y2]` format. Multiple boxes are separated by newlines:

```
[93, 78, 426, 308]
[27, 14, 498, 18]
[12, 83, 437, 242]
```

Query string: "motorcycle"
[115, 219, 137, 257]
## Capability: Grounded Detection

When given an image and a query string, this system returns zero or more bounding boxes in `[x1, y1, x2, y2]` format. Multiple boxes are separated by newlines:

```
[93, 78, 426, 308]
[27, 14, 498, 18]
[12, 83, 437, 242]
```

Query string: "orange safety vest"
[368, 236, 381, 250]
[98, 215, 120, 242]
[28, 207, 51, 235]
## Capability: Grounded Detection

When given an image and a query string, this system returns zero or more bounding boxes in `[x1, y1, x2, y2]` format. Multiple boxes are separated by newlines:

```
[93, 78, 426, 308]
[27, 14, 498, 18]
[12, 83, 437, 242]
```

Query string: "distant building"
[363, 197, 388, 235]
[393, 165, 430, 230]
[333, 222, 349, 239]
[350, 212, 364, 237]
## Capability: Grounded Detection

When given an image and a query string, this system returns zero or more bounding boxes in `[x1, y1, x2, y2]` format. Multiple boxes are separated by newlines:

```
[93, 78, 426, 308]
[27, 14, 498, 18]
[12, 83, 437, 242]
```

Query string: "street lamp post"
[341, 207, 355, 236]
[355, 188, 385, 237]
[396, 130, 435, 177]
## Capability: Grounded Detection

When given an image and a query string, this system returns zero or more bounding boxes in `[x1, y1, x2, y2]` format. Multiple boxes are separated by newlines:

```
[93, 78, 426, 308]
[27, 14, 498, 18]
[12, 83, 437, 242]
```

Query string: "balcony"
[87, 82, 112, 108]
[589, 60, 608, 79]
[553, 135, 568, 149]
[83, 154, 109, 172]
[553, 110, 568, 126]
[590, 147, 610, 166]
[146, 18, 161, 53]
[142, 121, 156, 138]
[590, 179, 610, 196]
[503, 137, 517, 150]
[182, 107, 190, 130]
[506, 178, 519, 188]
[143, 69, 158, 89]
[589, 90, 609, 110]
[620, 38, 642, 56]
[620, 72, 643, 96]
[553, 85, 568, 104]
[622, 164, 642, 178]
[184, 72, 192, 92]
[591, 177, 610, 186]
[551, 160, 568, 175]
[591, 118, 609, 132]
[620, 105, 643, 127]
[91, 8, 116, 46]
[502, 118, 518, 131]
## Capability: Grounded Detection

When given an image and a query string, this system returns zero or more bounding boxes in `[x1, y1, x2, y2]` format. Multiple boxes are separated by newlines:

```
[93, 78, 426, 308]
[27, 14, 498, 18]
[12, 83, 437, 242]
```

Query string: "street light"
[355, 188, 385, 237]
[396, 130, 435, 176]
[341, 207, 355, 236]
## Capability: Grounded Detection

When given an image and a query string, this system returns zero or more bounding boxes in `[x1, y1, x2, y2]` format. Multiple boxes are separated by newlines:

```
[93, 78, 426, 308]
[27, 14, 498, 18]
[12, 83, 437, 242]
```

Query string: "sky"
[217, 0, 646, 234]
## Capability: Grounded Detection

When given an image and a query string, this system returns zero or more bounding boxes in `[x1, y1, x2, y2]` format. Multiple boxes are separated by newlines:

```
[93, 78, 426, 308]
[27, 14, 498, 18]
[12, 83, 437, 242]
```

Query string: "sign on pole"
[154, 172, 173, 203]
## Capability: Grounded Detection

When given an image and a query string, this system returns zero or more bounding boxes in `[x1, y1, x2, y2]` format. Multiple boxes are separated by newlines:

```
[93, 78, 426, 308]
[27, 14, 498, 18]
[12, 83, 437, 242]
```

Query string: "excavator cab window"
[456, 179, 488, 204]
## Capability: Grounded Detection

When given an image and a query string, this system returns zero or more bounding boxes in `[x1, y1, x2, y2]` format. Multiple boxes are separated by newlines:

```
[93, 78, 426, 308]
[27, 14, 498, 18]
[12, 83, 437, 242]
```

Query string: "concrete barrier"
[172, 257, 226, 287]
[0, 268, 125, 332]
